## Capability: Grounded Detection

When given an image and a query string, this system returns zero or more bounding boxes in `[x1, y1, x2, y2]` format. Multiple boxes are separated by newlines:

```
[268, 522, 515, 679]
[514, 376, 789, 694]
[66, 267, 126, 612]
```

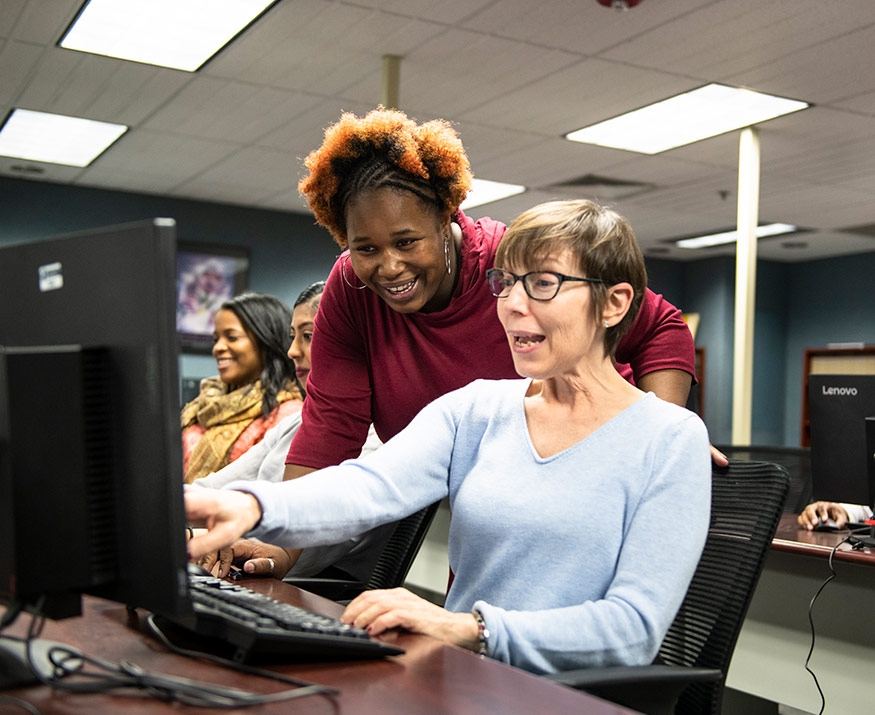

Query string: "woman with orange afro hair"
[282, 107, 699, 487]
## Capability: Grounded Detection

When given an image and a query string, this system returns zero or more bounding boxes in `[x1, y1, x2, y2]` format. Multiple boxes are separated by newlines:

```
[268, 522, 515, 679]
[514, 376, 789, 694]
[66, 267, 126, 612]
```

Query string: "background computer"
[0, 218, 190, 625]
[808, 374, 875, 532]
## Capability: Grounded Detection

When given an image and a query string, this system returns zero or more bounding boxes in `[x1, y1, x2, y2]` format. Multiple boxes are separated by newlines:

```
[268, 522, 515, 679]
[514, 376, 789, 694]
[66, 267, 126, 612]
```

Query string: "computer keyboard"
[157, 573, 405, 664]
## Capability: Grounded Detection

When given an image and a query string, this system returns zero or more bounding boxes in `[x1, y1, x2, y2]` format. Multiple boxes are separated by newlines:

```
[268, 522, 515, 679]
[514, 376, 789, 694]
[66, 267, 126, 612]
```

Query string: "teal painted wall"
[654, 252, 875, 447]
[1, 176, 339, 384]
[4, 176, 875, 444]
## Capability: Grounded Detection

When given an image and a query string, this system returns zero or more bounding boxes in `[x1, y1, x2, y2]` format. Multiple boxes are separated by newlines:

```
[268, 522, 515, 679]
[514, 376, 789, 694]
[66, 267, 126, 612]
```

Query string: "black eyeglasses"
[486, 268, 604, 302]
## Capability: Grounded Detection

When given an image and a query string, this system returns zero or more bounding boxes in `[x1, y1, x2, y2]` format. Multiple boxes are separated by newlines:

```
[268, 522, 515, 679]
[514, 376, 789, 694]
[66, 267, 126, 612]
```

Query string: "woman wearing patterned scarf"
[181, 292, 303, 483]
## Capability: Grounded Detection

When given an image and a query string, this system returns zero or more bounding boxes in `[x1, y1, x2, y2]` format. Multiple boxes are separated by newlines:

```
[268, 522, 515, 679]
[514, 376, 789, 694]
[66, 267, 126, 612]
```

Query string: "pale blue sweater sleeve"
[195, 416, 391, 580]
[226, 394, 459, 548]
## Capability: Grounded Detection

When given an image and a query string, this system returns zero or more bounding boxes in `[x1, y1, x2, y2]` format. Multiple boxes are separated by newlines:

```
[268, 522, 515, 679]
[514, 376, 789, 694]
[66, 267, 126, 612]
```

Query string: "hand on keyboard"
[157, 574, 404, 663]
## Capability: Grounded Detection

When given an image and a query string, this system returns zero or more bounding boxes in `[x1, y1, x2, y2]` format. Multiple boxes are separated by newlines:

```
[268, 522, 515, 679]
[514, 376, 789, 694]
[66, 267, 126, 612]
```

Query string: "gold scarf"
[181, 376, 301, 483]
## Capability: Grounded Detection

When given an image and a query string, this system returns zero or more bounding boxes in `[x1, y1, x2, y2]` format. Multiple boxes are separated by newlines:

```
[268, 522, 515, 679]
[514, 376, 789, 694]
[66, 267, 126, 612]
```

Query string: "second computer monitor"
[809, 374, 875, 508]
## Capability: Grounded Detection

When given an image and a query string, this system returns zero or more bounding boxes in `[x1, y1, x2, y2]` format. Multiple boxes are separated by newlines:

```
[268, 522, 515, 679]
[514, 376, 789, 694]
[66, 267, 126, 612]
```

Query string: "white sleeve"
[840, 503, 874, 522]
[191, 414, 300, 489]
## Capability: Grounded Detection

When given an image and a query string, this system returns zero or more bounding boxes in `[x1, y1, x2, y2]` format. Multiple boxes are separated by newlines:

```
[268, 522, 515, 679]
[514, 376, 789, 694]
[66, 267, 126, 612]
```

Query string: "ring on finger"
[267, 558, 275, 572]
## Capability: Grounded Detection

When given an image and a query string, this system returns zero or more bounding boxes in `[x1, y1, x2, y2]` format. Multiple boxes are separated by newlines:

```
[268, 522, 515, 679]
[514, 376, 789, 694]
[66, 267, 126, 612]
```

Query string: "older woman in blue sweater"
[186, 198, 711, 675]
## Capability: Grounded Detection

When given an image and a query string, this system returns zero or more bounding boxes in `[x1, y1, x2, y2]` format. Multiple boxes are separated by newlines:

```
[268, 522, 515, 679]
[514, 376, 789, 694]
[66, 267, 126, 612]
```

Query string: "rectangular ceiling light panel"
[0, 108, 127, 167]
[60, 0, 275, 72]
[565, 84, 809, 155]
[460, 178, 526, 210]
[675, 223, 798, 249]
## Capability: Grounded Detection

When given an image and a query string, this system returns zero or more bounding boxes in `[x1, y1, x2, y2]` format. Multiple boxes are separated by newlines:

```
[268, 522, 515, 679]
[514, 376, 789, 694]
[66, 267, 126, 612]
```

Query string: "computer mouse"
[813, 518, 843, 532]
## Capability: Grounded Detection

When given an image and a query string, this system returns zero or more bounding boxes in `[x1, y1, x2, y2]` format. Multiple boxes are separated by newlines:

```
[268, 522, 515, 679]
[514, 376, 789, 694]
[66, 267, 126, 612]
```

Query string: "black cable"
[804, 535, 852, 715]
[145, 613, 339, 696]
[41, 641, 334, 708]
[7, 608, 338, 709]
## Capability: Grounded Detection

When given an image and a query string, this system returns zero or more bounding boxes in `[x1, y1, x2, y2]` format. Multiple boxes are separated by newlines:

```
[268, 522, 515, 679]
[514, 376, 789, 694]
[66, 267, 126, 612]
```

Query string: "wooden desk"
[2, 579, 639, 714]
[726, 514, 875, 714]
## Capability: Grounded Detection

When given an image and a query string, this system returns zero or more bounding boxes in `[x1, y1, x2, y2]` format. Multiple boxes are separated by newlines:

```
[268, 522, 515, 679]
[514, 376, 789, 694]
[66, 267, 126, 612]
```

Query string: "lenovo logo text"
[821, 385, 859, 396]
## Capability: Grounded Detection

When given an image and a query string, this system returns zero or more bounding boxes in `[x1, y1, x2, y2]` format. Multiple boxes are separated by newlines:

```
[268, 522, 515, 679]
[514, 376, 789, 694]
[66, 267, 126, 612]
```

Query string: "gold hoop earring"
[340, 255, 367, 290]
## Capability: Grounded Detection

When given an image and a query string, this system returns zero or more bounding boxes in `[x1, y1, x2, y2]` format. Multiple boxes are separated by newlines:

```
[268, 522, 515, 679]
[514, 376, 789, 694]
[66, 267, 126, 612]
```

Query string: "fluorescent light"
[565, 84, 809, 154]
[675, 223, 798, 249]
[59, 0, 275, 72]
[0, 108, 127, 167]
[460, 178, 526, 210]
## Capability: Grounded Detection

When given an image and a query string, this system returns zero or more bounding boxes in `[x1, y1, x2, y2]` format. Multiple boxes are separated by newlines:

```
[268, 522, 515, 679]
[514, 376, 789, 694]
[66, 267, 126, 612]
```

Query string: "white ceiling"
[4, 0, 875, 262]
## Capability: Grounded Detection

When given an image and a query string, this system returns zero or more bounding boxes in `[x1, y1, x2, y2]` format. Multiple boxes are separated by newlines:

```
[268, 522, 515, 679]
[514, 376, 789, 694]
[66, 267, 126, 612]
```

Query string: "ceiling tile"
[3, 0, 875, 262]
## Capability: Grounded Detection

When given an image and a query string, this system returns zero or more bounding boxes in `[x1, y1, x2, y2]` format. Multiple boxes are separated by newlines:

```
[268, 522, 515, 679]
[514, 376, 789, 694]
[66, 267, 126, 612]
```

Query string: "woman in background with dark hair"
[191, 283, 326, 490]
[181, 291, 303, 483]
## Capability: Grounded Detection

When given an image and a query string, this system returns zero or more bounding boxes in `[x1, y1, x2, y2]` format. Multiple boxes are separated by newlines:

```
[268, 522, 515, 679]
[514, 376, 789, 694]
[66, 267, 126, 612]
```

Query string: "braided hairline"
[298, 107, 473, 248]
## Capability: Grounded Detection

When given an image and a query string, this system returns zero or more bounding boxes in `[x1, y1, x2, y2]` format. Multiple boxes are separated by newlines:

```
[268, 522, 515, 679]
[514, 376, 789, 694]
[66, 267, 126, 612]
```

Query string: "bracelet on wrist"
[472, 609, 489, 657]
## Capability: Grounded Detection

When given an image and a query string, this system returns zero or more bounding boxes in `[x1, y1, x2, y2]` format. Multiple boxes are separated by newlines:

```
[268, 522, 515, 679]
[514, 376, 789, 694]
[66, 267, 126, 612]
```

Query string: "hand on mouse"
[797, 501, 850, 530]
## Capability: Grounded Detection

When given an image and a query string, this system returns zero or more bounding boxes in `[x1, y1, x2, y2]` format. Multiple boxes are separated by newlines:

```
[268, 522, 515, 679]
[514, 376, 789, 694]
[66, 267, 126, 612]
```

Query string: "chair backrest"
[714, 445, 811, 514]
[364, 501, 441, 591]
[659, 460, 789, 715]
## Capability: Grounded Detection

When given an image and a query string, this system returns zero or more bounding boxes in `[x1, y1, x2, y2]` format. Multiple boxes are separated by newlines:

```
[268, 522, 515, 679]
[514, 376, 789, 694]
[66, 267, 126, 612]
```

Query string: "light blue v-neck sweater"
[230, 378, 710, 674]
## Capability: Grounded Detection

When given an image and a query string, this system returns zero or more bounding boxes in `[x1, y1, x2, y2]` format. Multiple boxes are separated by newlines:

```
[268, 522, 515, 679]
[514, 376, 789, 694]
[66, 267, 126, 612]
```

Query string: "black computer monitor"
[808, 374, 875, 509]
[0, 219, 189, 622]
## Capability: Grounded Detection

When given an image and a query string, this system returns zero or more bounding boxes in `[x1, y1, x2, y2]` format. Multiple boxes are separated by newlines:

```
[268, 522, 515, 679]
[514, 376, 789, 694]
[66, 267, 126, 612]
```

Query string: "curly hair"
[298, 107, 473, 248]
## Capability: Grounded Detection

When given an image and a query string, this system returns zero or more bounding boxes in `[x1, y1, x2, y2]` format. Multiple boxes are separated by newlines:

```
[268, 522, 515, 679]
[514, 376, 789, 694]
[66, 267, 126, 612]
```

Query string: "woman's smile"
[381, 276, 419, 300]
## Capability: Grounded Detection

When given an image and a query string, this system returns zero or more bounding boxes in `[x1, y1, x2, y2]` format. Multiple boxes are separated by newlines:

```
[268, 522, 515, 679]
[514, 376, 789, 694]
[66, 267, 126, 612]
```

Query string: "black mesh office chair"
[546, 460, 790, 715]
[284, 501, 441, 602]
[714, 445, 811, 514]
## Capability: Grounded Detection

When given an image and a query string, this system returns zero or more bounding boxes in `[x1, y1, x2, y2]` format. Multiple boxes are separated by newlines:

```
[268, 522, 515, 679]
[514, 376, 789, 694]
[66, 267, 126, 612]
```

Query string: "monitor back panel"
[0, 219, 189, 618]
[809, 374, 875, 506]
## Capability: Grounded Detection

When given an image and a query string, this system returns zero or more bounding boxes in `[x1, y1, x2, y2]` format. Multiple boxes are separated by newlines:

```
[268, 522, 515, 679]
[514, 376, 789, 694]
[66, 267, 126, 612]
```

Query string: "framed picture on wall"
[176, 242, 250, 353]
